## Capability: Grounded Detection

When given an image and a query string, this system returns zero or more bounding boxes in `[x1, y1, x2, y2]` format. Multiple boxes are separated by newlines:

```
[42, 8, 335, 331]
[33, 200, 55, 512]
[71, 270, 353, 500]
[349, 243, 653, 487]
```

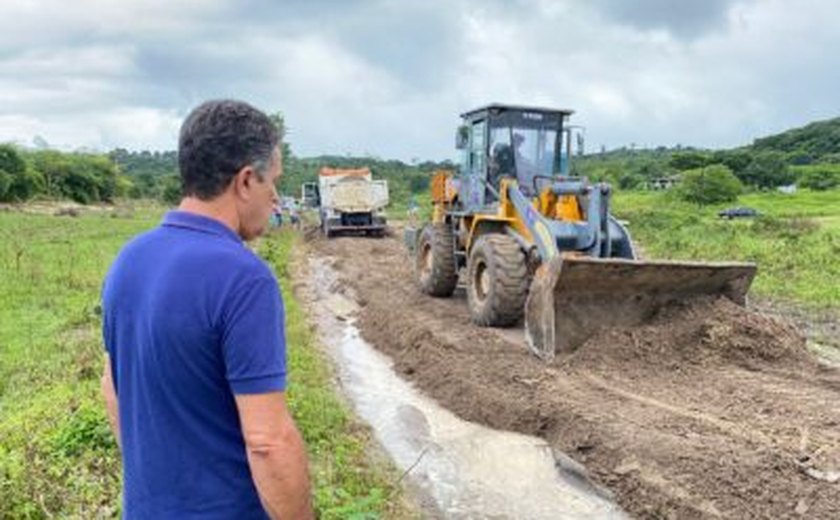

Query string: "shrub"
[618, 173, 643, 190]
[798, 165, 840, 191]
[0, 145, 43, 202]
[669, 151, 710, 171]
[739, 151, 795, 189]
[677, 164, 743, 205]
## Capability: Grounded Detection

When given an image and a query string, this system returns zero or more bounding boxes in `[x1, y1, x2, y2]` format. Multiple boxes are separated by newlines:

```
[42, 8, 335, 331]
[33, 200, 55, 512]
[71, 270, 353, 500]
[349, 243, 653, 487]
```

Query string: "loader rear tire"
[416, 224, 458, 297]
[467, 234, 529, 327]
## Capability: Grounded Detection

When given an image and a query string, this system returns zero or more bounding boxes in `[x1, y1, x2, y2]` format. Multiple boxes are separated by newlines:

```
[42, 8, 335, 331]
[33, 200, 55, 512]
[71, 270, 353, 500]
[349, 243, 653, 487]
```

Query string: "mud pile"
[568, 295, 812, 373]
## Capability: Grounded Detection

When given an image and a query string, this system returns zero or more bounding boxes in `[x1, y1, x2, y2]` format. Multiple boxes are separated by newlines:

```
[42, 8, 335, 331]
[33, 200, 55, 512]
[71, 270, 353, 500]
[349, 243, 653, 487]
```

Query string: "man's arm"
[100, 355, 121, 449]
[235, 392, 313, 520]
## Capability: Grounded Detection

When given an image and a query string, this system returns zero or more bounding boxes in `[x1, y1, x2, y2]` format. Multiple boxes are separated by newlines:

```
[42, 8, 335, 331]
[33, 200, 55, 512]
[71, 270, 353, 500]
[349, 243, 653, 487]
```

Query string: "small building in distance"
[647, 176, 681, 190]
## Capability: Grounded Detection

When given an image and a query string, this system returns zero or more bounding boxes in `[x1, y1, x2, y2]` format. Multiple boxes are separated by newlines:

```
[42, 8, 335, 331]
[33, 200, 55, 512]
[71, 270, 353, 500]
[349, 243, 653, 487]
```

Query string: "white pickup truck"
[302, 167, 389, 237]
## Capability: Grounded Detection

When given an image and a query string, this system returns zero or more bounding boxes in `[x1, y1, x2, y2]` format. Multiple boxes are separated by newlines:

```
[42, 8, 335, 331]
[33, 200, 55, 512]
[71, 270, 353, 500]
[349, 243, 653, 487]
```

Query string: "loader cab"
[456, 104, 575, 210]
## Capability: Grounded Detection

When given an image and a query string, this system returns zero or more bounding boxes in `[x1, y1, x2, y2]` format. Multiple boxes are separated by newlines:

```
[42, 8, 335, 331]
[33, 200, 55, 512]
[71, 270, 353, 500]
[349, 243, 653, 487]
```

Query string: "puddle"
[303, 257, 625, 519]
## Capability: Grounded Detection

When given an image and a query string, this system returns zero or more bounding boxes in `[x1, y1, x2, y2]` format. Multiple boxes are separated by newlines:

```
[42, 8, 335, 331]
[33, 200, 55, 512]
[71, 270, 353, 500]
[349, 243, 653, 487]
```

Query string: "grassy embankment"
[613, 189, 840, 310]
[0, 205, 411, 519]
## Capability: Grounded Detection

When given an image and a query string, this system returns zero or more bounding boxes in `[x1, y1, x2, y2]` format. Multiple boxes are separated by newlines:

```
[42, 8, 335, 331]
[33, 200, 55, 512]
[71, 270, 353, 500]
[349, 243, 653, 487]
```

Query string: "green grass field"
[0, 205, 412, 519]
[613, 189, 840, 310]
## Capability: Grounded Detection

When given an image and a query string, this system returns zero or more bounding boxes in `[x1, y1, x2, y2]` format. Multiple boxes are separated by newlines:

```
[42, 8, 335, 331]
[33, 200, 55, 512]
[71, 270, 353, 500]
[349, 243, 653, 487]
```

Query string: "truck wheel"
[467, 234, 529, 327]
[416, 224, 458, 297]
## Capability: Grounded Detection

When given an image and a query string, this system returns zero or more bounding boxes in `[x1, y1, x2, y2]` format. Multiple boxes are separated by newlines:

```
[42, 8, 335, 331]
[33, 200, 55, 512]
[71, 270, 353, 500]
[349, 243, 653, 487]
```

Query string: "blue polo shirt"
[102, 211, 286, 519]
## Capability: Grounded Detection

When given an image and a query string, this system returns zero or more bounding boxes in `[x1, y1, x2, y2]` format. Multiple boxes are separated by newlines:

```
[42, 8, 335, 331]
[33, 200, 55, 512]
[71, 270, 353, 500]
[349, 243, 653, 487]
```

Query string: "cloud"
[586, 0, 738, 38]
[0, 107, 181, 151]
[0, 0, 838, 159]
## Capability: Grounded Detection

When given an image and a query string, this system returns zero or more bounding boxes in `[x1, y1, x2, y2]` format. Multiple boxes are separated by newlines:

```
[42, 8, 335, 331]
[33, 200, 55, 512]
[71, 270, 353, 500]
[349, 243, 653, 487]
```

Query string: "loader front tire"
[467, 234, 529, 327]
[416, 224, 458, 297]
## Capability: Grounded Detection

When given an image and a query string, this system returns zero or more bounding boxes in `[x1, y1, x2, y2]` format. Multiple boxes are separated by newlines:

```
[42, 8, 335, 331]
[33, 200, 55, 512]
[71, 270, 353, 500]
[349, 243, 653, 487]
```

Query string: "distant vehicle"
[718, 207, 759, 219]
[300, 183, 320, 208]
[302, 167, 389, 237]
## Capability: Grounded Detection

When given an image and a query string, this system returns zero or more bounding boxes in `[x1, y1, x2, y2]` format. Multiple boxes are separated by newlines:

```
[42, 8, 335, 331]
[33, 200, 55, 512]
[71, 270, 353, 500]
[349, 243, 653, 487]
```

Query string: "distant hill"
[582, 115, 840, 163]
[574, 115, 840, 191]
[749, 116, 840, 162]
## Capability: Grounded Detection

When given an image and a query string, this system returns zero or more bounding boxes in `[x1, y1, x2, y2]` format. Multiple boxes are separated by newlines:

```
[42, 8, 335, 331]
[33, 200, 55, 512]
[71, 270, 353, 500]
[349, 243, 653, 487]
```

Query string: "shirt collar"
[161, 211, 243, 244]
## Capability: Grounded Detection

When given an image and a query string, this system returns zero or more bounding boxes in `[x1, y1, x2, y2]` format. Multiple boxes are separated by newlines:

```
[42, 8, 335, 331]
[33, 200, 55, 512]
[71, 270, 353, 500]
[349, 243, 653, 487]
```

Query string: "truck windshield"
[488, 125, 558, 195]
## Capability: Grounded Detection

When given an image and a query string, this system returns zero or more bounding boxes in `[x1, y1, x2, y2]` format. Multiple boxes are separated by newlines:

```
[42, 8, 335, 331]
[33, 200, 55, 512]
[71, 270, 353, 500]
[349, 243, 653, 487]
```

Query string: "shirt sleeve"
[221, 275, 287, 394]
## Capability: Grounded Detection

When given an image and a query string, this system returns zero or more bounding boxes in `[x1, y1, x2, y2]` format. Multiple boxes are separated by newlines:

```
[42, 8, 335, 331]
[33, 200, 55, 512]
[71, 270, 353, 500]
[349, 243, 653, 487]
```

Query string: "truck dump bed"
[317, 167, 389, 236]
[318, 168, 389, 212]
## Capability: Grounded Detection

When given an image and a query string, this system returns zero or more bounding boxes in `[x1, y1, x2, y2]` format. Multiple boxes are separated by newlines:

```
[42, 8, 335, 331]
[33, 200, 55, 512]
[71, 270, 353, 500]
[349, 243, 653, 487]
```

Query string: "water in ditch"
[304, 257, 625, 519]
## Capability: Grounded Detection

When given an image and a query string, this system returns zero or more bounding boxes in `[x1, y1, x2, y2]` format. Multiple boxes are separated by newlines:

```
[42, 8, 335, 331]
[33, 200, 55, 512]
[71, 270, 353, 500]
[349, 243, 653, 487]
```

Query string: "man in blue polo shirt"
[101, 100, 313, 519]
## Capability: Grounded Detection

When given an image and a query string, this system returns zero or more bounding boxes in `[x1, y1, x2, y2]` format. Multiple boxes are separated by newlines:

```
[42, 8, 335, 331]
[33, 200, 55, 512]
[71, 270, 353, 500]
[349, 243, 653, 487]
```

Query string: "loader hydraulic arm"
[503, 178, 559, 261]
[502, 178, 612, 261]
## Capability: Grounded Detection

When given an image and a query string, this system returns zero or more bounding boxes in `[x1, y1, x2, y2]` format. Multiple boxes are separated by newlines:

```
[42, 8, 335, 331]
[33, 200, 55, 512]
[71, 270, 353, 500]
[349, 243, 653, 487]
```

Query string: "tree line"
[578, 115, 840, 192]
[576, 126, 840, 205]
[2, 113, 838, 206]
[0, 145, 126, 204]
[0, 142, 452, 206]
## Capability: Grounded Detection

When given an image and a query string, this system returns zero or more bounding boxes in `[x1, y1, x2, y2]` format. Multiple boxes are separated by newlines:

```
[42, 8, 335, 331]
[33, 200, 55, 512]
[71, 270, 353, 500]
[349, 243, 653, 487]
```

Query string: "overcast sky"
[1, 0, 838, 161]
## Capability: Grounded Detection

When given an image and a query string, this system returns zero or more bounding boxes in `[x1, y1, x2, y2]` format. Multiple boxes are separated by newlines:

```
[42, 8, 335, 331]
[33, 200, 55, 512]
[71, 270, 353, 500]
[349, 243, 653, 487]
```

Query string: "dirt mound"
[304, 234, 840, 519]
[568, 296, 812, 373]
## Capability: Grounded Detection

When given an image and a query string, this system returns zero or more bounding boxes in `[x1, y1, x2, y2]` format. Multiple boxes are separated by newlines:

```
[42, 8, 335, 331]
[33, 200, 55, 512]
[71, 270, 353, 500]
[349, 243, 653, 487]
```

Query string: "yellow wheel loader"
[407, 104, 756, 361]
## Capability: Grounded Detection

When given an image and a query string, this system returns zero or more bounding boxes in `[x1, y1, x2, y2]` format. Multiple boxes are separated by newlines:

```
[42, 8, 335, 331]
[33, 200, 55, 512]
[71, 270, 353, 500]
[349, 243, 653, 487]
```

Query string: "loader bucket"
[524, 256, 757, 362]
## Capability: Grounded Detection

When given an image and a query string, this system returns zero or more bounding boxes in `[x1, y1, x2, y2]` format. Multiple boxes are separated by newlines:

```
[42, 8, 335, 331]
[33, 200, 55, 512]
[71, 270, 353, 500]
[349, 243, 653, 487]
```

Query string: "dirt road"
[303, 230, 840, 519]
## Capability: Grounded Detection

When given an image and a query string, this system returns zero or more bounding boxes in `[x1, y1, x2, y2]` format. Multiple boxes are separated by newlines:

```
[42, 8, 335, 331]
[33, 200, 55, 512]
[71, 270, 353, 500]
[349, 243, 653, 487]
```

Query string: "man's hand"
[101, 355, 121, 450]
[235, 392, 313, 520]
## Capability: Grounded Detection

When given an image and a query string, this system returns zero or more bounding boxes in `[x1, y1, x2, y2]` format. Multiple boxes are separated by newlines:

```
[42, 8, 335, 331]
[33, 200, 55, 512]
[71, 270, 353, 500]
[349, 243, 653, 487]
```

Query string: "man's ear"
[233, 166, 256, 200]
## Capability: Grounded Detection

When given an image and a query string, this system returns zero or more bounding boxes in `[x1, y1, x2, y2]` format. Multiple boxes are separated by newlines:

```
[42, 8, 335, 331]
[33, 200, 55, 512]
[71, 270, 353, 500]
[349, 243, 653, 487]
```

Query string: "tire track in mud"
[305, 230, 840, 519]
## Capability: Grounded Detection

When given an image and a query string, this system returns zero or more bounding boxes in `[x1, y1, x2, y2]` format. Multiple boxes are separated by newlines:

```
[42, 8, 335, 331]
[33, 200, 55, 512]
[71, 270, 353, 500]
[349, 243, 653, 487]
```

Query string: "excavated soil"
[302, 228, 840, 519]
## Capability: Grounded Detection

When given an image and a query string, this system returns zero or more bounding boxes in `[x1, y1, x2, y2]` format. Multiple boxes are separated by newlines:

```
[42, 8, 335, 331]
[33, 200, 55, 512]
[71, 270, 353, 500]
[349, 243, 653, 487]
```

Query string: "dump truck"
[303, 167, 389, 237]
[406, 104, 757, 361]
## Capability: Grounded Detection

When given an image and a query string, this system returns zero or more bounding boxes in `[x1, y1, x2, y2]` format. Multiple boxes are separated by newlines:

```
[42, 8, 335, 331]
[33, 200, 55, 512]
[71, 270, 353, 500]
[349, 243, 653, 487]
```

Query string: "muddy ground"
[301, 228, 840, 519]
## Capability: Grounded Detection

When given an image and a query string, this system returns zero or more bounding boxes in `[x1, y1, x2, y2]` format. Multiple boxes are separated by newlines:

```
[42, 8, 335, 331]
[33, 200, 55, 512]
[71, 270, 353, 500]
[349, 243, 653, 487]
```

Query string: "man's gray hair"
[178, 100, 279, 200]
